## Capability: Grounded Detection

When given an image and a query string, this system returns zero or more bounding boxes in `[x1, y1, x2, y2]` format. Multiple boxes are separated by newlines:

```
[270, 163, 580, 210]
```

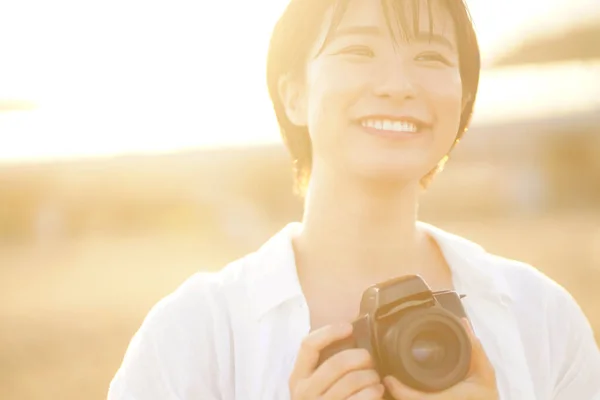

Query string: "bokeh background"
[1, 0, 599, 399]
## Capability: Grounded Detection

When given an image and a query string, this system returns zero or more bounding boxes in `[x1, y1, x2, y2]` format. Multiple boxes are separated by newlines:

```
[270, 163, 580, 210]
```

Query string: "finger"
[289, 323, 353, 386]
[346, 384, 386, 400]
[323, 369, 381, 399]
[384, 376, 419, 400]
[461, 318, 496, 385]
[308, 348, 374, 397]
[384, 375, 444, 400]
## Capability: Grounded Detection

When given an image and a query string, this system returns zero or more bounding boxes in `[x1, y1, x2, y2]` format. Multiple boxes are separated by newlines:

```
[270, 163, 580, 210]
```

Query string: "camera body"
[317, 275, 471, 394]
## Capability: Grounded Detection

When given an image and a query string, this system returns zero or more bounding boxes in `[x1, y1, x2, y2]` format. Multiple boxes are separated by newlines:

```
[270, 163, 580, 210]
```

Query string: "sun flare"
[0, 0, 596, 163]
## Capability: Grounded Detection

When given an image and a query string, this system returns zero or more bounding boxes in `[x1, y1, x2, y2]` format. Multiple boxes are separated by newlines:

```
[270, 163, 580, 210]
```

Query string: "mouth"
[357, 116, 431, 137]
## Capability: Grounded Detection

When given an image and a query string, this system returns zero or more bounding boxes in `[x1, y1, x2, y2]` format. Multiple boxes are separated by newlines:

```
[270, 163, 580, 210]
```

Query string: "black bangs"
[313, 0, 352, 57]
[315, 0, 472, 55]
[385, 0, 439, 42]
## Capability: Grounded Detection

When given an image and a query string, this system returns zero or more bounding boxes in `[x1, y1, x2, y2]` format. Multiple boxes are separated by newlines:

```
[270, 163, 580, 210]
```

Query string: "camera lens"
[406, 321, 461, 374]
[381, 308, 471, 392]
[411, 332, 448, 367]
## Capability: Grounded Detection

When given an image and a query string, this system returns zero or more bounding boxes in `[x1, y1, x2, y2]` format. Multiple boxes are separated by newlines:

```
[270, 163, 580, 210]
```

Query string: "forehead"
[326, 0, 457, 43]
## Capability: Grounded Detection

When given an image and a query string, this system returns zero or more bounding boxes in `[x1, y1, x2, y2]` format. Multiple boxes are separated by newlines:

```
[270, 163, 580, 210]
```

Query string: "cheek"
[305, 83, 333, 145]
[415, 71, 464, 170]
[419, 69, 464, 148]
[304, 61, 367, 141]
[424, 70, 464, 123]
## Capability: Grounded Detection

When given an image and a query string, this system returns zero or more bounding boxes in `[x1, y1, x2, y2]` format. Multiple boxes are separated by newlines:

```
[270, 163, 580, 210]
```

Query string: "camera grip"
[317, 335, 357, 366]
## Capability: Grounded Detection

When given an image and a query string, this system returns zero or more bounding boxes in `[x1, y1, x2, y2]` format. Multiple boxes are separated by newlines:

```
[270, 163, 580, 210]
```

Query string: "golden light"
[0, 0, 597, 163]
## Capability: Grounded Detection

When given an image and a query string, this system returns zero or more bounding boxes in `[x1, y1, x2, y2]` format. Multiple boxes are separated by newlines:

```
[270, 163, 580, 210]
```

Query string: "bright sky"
[0, 0, 598, 163]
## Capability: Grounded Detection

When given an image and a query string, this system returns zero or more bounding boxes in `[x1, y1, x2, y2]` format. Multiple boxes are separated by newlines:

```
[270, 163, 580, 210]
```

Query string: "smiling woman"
[107, 1, 600, 400]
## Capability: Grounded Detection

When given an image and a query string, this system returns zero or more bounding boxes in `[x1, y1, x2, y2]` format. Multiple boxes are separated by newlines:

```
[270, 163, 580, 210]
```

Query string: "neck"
[294, 168, 430, 284]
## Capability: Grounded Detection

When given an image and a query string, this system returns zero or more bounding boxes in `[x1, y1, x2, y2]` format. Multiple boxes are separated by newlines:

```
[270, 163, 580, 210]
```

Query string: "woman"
[108, 0, 600, 399]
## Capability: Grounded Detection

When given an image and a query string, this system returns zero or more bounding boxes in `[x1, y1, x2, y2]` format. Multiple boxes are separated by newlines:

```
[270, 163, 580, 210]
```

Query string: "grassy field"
[1, 211, 599, 400]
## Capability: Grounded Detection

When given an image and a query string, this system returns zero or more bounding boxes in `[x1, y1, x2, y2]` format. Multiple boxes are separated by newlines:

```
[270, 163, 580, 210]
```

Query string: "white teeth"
[361, 119, 418, 133]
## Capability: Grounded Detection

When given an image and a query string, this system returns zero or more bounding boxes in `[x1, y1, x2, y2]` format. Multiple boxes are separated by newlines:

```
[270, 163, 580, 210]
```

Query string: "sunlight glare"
[0, 0, 597, 162]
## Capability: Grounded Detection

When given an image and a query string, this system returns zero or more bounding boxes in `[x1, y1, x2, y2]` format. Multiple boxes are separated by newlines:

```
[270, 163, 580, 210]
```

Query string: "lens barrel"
[382, 307, 472, 392]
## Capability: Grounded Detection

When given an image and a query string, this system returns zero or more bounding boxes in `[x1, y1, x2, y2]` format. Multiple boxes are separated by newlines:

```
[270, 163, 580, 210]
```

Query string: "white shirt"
[108, 222, 600, 400]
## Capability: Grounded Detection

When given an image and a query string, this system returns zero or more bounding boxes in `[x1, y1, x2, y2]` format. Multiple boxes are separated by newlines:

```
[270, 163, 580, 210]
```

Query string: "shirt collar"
[246, 222, 304, 320]
[245, 221, 510, 320]
[417, 221, 512, 299]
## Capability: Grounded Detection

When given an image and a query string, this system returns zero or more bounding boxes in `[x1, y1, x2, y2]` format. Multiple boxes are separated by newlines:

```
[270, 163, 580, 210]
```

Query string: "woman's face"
[283, 0, 465, 185]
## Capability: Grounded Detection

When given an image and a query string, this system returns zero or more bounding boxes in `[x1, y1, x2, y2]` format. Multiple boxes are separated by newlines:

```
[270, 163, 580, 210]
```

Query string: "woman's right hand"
[288, 323, 385, 399]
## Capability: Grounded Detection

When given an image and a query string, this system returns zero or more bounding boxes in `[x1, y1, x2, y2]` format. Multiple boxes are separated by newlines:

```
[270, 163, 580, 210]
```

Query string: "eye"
[337, 45, 375, 58]
[415, 52, 453, 66]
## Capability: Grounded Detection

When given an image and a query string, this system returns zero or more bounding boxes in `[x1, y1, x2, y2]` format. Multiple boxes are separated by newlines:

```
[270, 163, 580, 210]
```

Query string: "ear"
[278, 73, 308, 127]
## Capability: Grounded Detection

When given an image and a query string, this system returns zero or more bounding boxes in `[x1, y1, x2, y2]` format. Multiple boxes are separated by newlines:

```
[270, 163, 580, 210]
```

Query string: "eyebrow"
[329, 25, 456, 51]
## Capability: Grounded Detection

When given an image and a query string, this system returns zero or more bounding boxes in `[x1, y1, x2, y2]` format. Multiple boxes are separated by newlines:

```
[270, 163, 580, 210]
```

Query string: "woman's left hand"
[383, 319, 499, 400]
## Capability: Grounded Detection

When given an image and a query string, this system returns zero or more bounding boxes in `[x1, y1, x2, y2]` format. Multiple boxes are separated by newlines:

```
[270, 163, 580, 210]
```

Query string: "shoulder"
[108, 254, 260, 400]
[482, 251, 559, 301]
[475, 244, 582, 321]
[428, 222, 568, 306]
[124, 222, 290, 342]
[142, 251, 260, 336]
[447, 231, 600, 397]
[148, 246, 264, 315]
[449, 230, 580, 321]
[427, 221, 591, 344]
[477, 250, 574, 339]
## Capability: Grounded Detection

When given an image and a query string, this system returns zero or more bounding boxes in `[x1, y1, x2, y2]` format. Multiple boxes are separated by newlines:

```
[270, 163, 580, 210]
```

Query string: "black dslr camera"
[318, 275, 472, 395]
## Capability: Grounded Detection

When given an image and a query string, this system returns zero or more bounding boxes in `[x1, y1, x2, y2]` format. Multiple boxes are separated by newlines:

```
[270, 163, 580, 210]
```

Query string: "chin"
[346, 147, 443, 183]
[351, 161, 431, 188]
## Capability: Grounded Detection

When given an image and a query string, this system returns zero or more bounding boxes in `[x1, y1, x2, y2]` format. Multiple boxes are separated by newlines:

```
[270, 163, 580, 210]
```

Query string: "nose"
[372, 57, 417, 100]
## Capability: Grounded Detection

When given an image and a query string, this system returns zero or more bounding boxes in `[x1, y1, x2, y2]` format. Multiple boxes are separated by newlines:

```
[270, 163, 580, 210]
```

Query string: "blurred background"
[0, 0, 599, 399]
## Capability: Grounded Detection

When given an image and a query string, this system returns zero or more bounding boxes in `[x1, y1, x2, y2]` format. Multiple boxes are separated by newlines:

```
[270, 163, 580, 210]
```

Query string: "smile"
[360, 118, 419, 133]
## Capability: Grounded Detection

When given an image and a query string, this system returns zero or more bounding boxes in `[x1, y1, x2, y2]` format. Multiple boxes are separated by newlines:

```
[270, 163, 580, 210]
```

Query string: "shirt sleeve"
[107, 272, 229, 400]
[549, 283, 600, 400]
